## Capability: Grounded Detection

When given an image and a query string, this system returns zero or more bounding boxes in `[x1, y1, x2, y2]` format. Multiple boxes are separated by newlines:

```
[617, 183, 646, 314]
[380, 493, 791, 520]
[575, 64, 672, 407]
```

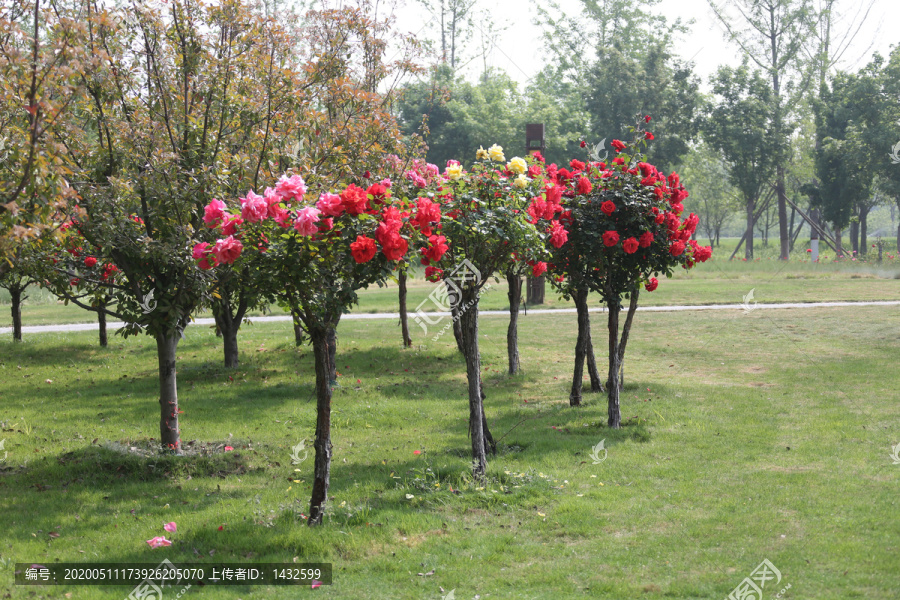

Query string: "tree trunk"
[326, 317, 339, 384]
[459, 289, 486, 480]
[448, 280, 464, 354]
[98, 304, 108, 348]
[215, 311, 240, 368]
[860, 207, 869, 255]
[506, 270, 522, 375]
[291, 307, 305, 346]
[586, 328, 603, 393]
[307, 325, 335, 527]
[10, 286, 22, 342]
[776, 166, 790, 259]
[570, 288, 590, 406]
[156, 332, 182, 453]
[746, 199, 754, 259]
[526, 276, 545, 304]
[835, 227, 843, 256]
[850, 218, 859, 256]
[610, 287, 640, 390]
[479, 382, 496, 455]
[399, 268, 412, 348]
[606, 299, 621, 429]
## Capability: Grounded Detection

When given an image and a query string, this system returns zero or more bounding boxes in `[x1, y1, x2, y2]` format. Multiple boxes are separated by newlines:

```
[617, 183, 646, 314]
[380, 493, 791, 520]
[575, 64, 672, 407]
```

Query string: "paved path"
[2, 300, 898, 336]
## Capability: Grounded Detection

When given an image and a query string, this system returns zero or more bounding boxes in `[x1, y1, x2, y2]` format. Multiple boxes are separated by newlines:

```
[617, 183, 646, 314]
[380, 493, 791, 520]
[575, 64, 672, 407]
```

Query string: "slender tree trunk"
[570, 289, 590, 406]
[215, 311, 240, 368]
[586, 329, 603, 393]
[506, 270, 522, 375]
[746, 199, 755, 259]
[326, 315, 339, 384]
[850, 219, 859, 255]
[860, 207, 869, 255]
[399, 269, 412, 347]
[606, 299, 621, 429]
[835, 227, 843, 256]
[788, 205, 796, 252]
[156, 332, 182, 453]
[448, 280, 464, 354]
[291, 307, 305, 346]
[10, 286, 23, 342]
[98, 303, 108, 348]
[610, 287, 640, 390]
[776, 166, 790, 259]
[479, 382, 496, 455]
[307, 325, 334, 526]
[459, 289, 486, 480]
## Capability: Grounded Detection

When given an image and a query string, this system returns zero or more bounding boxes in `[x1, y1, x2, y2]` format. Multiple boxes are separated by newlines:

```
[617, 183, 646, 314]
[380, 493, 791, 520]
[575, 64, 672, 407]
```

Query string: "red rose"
[611, 139, 626, 152]
[84, 256, 98, 268]
[645, 131, 654, 140]
[576, 177, 592, 195]
[531, 261, 547, 277]
[669, 241, 686, 256]
[602, 230, 620, 247]
[424, 234, 449, 262]
[645, 277, 658, 291]
[580, 140, 587, 148]
[548, 221, 568, 249]
[350, 235, 377, 263]
[639, 231, 654, 248]
[570, 159, 586, 172]
[644, 115, 652, 123]
[601, 200, 616, 216]
[340, 184, 368, 215]
[424, 266, 444, 282]
[622, 237, 639, 254]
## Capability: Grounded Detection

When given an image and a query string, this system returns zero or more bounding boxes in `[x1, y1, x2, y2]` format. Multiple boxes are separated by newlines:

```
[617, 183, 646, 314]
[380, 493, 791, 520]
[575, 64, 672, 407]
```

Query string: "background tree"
[44, 0, 301, 453]
[0, 0, 95, 275]
[680, 143, 740, 247]
[704, 65, 779, 259]
[706, 0, 813, 260]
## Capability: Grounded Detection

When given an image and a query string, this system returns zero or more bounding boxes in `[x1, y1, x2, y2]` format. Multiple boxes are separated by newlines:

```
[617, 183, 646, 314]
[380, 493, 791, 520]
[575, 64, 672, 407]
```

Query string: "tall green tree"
[704, 65, 779, 259]
[707, 0, 813, 260]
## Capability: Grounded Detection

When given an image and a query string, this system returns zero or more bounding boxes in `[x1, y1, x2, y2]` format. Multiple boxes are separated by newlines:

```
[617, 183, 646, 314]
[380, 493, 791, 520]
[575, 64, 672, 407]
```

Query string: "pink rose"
[293, 206, 321, 236]
[316, 192, 344, 217]
[240, 190, 268, 223]
[211, 235, 243, 264]
[203, 199, 226, 227]
[275, 174, 307, 202]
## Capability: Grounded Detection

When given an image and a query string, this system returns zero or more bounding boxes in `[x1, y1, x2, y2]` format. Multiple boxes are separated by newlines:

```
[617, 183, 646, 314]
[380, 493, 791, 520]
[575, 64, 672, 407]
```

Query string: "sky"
[391, 0, 900, 88]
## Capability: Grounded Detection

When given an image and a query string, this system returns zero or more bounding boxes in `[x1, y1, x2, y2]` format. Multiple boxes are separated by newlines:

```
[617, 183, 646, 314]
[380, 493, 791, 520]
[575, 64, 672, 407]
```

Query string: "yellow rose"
[507, 156, 527, 175]
[488, 144, 505, 162]
[446, 164, 463, 180]
[513, 174, 529, 189]
[476, 146, 489, 160]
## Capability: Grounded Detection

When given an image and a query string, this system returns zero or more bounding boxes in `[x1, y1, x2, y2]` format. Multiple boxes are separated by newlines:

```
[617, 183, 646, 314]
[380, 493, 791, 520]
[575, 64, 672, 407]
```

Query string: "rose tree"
[418, 146, 551, 480]
[550, 124, 712, 427]
[201, 174, 426, 525]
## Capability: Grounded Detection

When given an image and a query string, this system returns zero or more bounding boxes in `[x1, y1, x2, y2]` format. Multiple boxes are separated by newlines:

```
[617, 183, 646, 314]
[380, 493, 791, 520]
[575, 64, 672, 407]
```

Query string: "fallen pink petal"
[163, 522, 177, 533]
[146, 536, 172, 549]
[311, 580, 323, 589]
[224, 446, 234, 451]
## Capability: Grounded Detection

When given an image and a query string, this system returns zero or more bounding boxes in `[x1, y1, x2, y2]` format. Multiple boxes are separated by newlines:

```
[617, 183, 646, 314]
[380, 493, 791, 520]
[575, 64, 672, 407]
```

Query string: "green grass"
[1, 304, 898, 598]
[3, 238, 900, 328]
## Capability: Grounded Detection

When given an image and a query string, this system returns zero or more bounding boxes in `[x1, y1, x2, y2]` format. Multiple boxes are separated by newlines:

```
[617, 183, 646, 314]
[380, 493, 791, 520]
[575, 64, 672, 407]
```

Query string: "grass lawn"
[1, 303, 898, 598]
